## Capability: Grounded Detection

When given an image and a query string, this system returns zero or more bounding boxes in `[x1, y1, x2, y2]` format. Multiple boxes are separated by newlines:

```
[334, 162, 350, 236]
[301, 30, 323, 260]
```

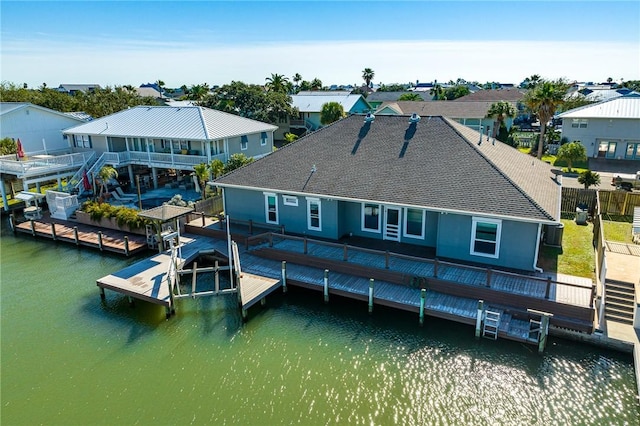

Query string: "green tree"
[556, 141, 587, 172]
[578, 170, 601, 189]
[224, 153, 254, 174]
[378, 83, 407, 92]
[210, 159, 225, 179]
[362, 68, 375, 87]
[0, 137, 17, 155]
[265, 73, 289, 93]
[320, 101, 346, 125]
[397, 93, 422, 101]
[520, 74, 541, 89]
[186, 83, 210, 101]
[193, 162, 211, 200]
[292, 73, 302, 89]
[444, 85, 471, 100]
[310, 78, 323, 91]
[559, 94, 595, 113]
[156, 79, 165, 97]
[284, 132, 299, 145]
[486, 101, 517, 139]
[429, 84, 446, 100]
[523, 79, 569, 159]
[97, 165, 118, 198]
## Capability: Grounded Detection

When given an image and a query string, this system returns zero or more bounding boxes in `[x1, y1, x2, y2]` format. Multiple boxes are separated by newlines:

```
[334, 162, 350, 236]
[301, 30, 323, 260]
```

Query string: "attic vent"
[364, 112, 375, 122]
[409, 113, 421, 123]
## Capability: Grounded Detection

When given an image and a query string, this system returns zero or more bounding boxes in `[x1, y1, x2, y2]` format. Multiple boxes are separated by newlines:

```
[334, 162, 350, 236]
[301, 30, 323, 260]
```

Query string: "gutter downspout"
[533, 222, 544, 273]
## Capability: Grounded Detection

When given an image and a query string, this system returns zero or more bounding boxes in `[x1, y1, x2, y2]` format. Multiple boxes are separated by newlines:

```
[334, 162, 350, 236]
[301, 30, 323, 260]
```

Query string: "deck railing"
[0, 152, 93, 177]
[246, 232, 596, 306]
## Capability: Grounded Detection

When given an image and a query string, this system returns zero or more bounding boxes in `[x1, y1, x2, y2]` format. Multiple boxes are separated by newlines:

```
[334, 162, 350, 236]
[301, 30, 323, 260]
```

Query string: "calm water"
[1, 223, 638, 425]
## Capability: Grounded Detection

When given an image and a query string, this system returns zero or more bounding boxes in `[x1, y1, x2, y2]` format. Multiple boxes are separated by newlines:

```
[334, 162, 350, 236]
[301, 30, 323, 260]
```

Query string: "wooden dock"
[10, 213, 148, 256]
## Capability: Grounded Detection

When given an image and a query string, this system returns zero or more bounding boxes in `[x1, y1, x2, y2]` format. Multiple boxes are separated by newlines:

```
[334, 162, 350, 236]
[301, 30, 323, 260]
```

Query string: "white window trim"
[263, 192, 278, 224]
[403, 207, 425, 239]
[261, 136, 267, 146]
[470, 217, 501, 259]
[283, 195, 298, 206]
[241, 140, 248, 151]
[306, 197, 321, 231]
[361, 202, 381, 233]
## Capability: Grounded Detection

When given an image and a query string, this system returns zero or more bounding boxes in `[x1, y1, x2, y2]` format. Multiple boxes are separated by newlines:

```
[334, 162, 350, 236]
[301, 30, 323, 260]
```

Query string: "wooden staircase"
[604, 280, 636, 325]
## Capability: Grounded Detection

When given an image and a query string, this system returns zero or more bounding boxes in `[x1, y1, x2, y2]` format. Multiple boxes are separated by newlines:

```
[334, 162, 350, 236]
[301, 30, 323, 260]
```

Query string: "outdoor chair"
[110, 191, 136, 204]
[115, 187, 138, 201]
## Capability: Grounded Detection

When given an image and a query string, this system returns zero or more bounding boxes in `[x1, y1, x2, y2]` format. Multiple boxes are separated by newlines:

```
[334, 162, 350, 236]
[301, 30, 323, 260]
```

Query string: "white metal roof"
[558, 95, 640, 119]
[291, 94, 365, 113]
[62, 106, 278, 140]
[0, 102, 89, 122]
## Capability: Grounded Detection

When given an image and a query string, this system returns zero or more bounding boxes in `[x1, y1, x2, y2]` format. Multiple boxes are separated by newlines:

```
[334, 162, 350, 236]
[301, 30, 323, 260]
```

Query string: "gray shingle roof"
[215, 114, 561, 222]
[62, 106, 278, 140]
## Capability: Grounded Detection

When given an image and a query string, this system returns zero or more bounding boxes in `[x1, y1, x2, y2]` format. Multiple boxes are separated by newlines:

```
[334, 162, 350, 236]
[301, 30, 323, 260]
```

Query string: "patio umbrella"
[16, 138, 24, 159]
[82, 169, 92, 191]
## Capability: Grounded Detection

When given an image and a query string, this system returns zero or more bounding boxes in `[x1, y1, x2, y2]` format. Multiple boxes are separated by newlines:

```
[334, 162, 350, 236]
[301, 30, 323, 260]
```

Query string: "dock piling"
[214, 260, 220, 293]
[538, 314, 551, 354]
[74, 226, 79, 245]
[192, 261, 198, 298]
[281, 261, 287, 293]
[30, 220, 35, 236]
[9, 214, 16, 234]
[98, 231, 103, 251]
[368, 279, 374, 313]
[419, 288, 427, 326]
[124, 236, 129, 256]
[323, 269, 329, 303]
[475, 300, 485, 339]
[50, 223, 56, 241]
[99, 287, 106, 301]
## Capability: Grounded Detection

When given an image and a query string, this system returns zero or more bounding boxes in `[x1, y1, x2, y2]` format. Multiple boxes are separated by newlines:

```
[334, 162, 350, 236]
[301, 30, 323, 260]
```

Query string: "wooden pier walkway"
[11, 213, 148, 256]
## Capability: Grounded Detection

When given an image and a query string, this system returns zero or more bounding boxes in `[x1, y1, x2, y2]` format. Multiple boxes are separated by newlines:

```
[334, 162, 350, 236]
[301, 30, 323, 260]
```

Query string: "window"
[470, 218, 501, 258]
[625, 142, 640, 160]
[403, 208, 425, 239]
[264, 193, 278, 224]
[74, 134, 91, 148]
[307, 198, 321, 231]
[283, 195, 298, 206]
[261, 132, 268, 146]
[362, 203, 381, 232]
[571, 119, 588, 128]
[241, 135, 248, 151]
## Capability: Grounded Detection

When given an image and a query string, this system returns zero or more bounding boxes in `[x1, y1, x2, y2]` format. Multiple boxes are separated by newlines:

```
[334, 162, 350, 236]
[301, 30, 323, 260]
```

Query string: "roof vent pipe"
[409, 113, 421, 123]
[364, 112, 375, 123]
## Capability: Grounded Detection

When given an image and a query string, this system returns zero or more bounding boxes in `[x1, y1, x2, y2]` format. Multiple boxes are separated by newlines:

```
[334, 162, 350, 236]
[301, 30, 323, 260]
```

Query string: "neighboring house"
[288, 91, 372, 134]
[557, 95, 640, 161]
[62, 105, 278, 189]
[454, 88, 527, 122]
[366, 91, 432, 109]
[565, 87, 639, 103]
[56, 84, 101, 95]
[0, 102, 88, 154]
[213, 114, 561, 272]
[374, 100, 516, 134]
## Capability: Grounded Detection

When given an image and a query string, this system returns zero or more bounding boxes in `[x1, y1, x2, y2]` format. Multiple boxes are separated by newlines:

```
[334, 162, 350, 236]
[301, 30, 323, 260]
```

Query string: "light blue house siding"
[436, 214, 538, 270]
[223, 187, 539, 271]
[304, 97, 372, 130]
[560, 117, 640, 160]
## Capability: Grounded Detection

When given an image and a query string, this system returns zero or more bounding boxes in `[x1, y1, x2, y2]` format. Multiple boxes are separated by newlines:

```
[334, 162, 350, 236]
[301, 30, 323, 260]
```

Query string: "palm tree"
[486, 101, 517, 137]
[188, 83, 209, 101]
[362, 68, 375, 87]
[578, 170, 601, 189]
[523, 79, 569, 159]
[429, 84, 445, 100]
[97, 165, 118, 199]
[156, 79, 165, 97]
[397, 93, 423, 101]
[320, 102, 346, 125]
[193, 163, 211, 200]
[292, 73, 302, 87]
[265, 73, 289, 93]
[310, 78, 323, 91]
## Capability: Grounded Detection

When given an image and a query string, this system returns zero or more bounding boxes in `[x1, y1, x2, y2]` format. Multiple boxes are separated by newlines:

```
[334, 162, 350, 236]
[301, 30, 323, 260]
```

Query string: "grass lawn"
[602, 220, 633, 243]
[538, 219, 595, 279]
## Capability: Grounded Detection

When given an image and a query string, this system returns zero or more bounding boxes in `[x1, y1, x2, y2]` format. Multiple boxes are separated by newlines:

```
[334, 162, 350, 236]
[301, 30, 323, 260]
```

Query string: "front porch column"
[36, 182, 41, 193]
[1, 178, 9, 212]
[127, 165, 134, 190]
[206, 141, 212, 163]
[152, 167, 158, 189]
[57, 177, 62, 191]
[224, 139, 229, 162]
[23, 180, 29, 192]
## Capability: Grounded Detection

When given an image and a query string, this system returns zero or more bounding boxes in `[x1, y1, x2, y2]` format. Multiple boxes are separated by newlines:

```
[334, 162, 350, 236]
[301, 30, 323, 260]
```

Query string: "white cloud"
[2, 38, 638, 88]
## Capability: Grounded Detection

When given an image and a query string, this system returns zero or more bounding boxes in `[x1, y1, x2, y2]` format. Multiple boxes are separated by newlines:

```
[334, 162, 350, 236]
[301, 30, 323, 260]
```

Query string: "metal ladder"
[483, 310, 501, 340]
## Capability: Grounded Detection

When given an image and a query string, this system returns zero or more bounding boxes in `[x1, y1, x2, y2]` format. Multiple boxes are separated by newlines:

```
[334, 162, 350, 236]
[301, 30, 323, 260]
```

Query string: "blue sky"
[1, 1, 639, 88]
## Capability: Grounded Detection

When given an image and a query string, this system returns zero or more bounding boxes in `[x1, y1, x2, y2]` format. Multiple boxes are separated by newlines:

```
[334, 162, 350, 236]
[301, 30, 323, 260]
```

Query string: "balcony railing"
[0, 152, 93, 178]
[100, 151, 226, 170]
